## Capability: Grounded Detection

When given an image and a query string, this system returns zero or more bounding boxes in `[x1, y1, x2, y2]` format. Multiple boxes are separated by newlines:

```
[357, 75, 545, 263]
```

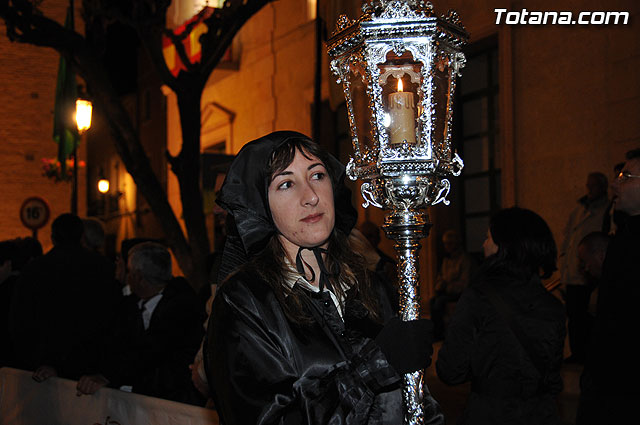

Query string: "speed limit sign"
[20, 197, 50, 234]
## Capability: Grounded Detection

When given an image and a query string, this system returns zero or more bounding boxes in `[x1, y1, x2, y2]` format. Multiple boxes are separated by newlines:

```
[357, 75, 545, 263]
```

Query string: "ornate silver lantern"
[327, 1, 467, 424]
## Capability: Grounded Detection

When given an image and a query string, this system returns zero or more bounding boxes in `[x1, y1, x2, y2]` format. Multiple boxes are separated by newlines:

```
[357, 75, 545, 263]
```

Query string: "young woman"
[436, 208, 565, 425]
[207, 131, 440, 425]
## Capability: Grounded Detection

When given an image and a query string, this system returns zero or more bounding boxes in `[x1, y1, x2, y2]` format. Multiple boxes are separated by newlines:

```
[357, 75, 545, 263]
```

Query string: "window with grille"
[455, 37, 501, 254]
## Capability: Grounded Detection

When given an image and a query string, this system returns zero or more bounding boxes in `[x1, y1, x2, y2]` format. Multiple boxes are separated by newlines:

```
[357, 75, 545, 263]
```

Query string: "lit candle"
[388, 79, 416, 144]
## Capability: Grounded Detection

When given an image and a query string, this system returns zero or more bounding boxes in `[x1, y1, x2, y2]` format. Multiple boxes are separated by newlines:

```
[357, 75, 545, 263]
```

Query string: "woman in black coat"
[207, 131, 440, 425]
[436, 207, 565, 425]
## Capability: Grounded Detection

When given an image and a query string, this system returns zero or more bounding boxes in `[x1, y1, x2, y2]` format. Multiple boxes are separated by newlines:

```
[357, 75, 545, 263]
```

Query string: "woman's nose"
[301, 183, 319, 206]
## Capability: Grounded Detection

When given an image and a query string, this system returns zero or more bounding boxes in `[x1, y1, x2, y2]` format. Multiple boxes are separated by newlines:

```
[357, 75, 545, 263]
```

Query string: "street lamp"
[97, 170, 109, 217]
[97, 177, 109, 194]
[75, 99, 92, 134]
[327, 1, 467, 424]
[71, 97, 92, 214]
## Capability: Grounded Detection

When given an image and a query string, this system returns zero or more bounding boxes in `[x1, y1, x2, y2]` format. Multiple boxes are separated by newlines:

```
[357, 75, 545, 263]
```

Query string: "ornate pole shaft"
[384, 208, 431, 425]
[396, 237, 425, 425]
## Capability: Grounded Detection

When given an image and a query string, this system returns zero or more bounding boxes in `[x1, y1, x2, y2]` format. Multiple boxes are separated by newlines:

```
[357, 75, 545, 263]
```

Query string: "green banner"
[52, 6, 79, 175]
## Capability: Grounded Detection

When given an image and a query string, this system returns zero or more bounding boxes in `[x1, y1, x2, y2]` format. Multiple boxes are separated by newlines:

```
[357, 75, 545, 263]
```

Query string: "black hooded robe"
[207, 131, 442, 424]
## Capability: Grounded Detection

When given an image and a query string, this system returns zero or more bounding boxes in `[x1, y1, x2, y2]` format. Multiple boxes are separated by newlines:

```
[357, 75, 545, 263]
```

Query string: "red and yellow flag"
[162, 7, 215, 77]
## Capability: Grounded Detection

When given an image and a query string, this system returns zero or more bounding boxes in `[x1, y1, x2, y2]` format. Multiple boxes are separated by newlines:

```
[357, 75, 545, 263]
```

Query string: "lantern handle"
[451, 152, 464, 176]
[432, 178, 451, 206]
[361, 182, 384, 209]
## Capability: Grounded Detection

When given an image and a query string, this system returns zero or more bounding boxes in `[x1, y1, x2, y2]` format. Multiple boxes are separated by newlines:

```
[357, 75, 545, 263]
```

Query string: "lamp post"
[327, 1, 467, 424]
[73, 98, 92, 215]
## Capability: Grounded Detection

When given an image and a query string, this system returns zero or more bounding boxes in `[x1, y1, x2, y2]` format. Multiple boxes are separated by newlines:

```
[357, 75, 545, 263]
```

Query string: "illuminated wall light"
[75, 99, 93, 133]
[308, 0, 316, 20]
[98, 178, 110, 194]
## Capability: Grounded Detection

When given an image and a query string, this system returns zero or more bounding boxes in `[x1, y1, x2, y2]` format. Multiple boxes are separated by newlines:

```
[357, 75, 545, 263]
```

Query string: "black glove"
[375, 317, 434, 374]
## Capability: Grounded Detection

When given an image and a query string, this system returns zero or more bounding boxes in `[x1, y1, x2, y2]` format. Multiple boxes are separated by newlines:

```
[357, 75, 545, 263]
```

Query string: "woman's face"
[268, 149, 335, 255]
[482, 228, 499, 258]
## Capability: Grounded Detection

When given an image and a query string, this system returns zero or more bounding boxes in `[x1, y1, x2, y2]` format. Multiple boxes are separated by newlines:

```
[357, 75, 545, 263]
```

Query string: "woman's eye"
[311, 172, 326, 181]
[277, 180, 293, 190]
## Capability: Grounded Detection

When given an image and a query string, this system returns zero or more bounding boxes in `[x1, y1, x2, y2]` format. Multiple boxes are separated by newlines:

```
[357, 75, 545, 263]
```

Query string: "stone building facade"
[178, 0, 640, 303]
[1, 0, 638, 306]
[0, 0, 86, 252]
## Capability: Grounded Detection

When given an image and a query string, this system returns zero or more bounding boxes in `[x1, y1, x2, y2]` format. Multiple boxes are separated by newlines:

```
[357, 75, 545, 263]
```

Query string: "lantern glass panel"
[347, 63, 376, 156]
[378, 51, 422, 146]
[432, 54, 452, 158]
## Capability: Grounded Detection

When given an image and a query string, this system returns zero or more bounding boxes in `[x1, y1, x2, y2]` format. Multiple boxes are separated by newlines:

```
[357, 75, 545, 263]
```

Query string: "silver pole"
[384, 200, 431, 424]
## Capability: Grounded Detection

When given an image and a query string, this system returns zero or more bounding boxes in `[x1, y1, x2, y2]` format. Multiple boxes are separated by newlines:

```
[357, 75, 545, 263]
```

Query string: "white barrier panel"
[0, 367, 219, 425]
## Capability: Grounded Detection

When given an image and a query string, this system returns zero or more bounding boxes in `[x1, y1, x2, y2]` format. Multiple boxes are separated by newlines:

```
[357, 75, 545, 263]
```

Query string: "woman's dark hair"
[487, 207, 557, 279]
[253, 137, 380, 325]
[266, 137, 335, 193]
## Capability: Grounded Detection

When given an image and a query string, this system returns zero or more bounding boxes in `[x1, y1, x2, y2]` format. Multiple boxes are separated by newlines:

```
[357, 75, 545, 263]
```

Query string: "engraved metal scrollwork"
[332, 14, 354, 37]
[432, 178, 451, 205]
[451, 152, 464, 176]
[451, 51, 466, 77]
[442, 9, 465, 30]
[346, 158, 357, 181]
[361, 182, 384, 208]
[379, 1, 419, 20]
[390, 41, 407, 57]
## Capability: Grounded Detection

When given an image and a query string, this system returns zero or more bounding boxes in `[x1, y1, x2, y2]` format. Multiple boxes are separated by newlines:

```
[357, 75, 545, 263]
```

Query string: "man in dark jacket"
[577, 150, 640, 424]
[559, 172, 609, 363]
[9, 214, 121, 385]
[114, 242, 205, 404]
[77, 242, 206, 403]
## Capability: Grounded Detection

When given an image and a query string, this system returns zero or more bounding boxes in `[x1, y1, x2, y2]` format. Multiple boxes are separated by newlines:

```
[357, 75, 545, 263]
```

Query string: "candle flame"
[397, 78, 403, 92]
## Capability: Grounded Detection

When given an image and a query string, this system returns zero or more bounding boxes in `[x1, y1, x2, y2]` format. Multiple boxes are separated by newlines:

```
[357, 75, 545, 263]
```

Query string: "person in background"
[430, 229, 476, 341]
[602, 163, 627, 235]
[1, 239, 19, 367]
[577, 231, 609, 321]
[79, 242, 205, 403]
[122, 241, 204, 404]
[577, 232, 609, 284]
[576, 149, 640, 425]
[0, 237, 42, 367]
[115, 237, 158, 296]
[190, 250, 224, 407]
[81, 217, 106, 254]
[559, 171, 609, 364]
[9, 214, 121, 392]
[437, 208, 565, 425]
[359, 220, 398, 289]
[348, 227, 399, 310]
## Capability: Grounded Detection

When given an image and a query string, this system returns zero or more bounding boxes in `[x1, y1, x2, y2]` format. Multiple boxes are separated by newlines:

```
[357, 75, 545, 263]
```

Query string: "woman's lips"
[301, 213, 323, 223]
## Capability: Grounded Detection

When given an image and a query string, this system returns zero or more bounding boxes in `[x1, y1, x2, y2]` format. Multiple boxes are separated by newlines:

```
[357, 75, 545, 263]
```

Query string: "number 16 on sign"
[20, 197, 50, 239]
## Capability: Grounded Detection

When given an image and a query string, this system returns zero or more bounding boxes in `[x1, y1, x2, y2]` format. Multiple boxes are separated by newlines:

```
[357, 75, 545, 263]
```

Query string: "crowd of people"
[1, 215, 206, 405]
[1, 131, 638, 425]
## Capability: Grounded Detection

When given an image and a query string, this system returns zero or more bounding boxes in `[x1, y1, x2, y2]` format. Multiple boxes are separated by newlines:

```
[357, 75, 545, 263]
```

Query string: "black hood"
[217, 131, 357, 258]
